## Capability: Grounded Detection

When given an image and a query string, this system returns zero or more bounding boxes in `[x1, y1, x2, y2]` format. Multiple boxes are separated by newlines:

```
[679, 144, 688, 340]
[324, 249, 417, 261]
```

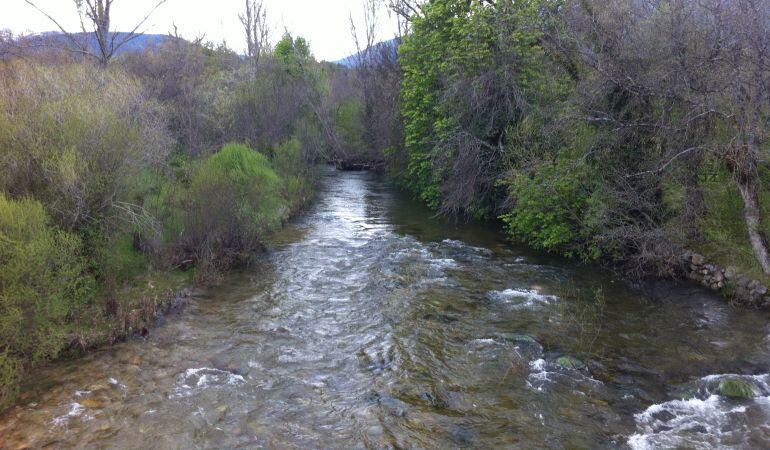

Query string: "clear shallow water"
[2, 171, 770, 449]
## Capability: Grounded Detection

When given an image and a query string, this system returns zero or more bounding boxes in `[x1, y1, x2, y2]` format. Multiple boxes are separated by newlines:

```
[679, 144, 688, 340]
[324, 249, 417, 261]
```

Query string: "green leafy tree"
[398, 0, 565, 215]
[274, 34, 313, 74]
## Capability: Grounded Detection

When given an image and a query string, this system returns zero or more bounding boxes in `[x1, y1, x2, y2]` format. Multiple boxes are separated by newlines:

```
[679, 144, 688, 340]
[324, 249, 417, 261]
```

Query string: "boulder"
[556, 356, 586, 371]
[691, 254, 706, 265]
[719, 378, 757, 399]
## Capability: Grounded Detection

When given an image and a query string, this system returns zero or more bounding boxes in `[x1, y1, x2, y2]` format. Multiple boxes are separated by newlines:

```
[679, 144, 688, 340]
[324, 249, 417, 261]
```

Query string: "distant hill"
[333, 37, 401, 68]
[19, 31, 175, 56]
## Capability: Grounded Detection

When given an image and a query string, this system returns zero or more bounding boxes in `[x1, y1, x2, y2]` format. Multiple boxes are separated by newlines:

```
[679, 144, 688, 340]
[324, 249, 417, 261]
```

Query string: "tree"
[25, 0, 169, 66]
[564, 0, 770, 273]
[274, 33, 312, 70]
[238, 0, 270, 70]
[387, 0, 426, 35]
[399, 0, 557, 215]
[349, 0, 404, 164]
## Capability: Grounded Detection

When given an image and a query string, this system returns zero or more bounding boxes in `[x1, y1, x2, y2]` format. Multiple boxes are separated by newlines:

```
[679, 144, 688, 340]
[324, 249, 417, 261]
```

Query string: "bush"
[0, 61, 171, 231]
[334, 100, 366, 158]
[173, 143, 288, 277]
[270, 137, 314, 209]
[0, 194, 93, 409]
[501, 154, 603, 260]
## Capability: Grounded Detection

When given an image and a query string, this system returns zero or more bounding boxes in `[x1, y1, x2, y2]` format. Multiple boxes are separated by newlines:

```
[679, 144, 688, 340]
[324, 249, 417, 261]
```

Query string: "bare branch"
[25, 0, 169, 66]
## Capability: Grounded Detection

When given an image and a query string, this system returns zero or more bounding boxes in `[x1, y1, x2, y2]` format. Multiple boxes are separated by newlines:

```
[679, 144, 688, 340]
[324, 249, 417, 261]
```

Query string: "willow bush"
[0, 194, 93, 409]
[162, 143, 288, 278]
[0, 61, 171, 231]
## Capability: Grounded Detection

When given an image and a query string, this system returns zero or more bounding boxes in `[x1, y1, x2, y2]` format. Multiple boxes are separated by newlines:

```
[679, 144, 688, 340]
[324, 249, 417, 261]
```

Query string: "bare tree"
[345, 0, 404, 166]
[238, 0, 270, 69]
[387, 0, 425, 35]
[350, 0, 378, 69]
[24, 0, 169, 66]
[0, 30, 18, 60]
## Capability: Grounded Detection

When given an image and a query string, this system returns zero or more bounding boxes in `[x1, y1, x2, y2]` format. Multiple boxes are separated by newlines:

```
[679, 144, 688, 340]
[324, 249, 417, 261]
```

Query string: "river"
[2, 170, 770, 449]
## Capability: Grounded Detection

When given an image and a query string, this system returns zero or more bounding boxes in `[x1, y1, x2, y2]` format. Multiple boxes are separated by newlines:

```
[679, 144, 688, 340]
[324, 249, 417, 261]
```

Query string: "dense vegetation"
[0, 6, 368, 407]
[387, 0, 770, 279]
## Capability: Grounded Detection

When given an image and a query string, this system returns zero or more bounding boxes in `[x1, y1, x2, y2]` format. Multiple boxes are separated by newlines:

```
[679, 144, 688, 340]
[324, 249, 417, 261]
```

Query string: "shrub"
[271, 137, 314, 209]
[0, 61, 171, 231]
[0, 194, 93, 409]
[334, 100, 366, 158]
[501, 155, 603, 260]
[174, 143, 287, 277]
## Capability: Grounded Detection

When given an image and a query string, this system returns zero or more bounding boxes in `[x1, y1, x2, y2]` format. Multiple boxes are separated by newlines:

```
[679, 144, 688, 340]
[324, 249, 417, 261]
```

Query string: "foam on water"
[628, 374, 770, 449]
[488, 288, 558, 308]
[528, 358, 550, 389]
[526, 358, 602, 393]
[171, 367, 245, 399]
[440, 238, 492, 255]
[51, 402, 87, 427]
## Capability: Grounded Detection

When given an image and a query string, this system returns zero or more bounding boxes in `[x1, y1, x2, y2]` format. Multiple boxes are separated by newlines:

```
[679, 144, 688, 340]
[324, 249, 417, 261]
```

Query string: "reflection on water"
[1, 170, 770, 448]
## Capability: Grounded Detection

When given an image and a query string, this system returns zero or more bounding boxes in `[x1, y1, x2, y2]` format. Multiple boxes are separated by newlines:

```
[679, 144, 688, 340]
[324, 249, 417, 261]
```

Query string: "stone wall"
[684, 252, 770, 308]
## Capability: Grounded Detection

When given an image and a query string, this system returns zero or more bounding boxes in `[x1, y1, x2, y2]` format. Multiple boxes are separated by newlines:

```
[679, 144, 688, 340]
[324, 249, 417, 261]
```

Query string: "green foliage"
[398, 0, 569, 213]
[0, 36, 323, 410]
[198, 143, 286, 230]
[0, 350, 21, 411]
[275, 34, 313, 74]
[170, 143, 288, 277]
[398, 0, 478, 207]
[683, 164, 770, 281]
[335, 100, 366, 152]
[272, 137, 315, 210]
[0, 194, 93, 408]
[501, 155, 602, 259]
[0, 62, 171, 231]
[97, 234, 150, 283]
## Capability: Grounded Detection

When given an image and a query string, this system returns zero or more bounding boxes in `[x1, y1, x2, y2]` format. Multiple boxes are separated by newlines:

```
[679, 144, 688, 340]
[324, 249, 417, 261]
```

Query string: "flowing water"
[2, 171, 770, 449]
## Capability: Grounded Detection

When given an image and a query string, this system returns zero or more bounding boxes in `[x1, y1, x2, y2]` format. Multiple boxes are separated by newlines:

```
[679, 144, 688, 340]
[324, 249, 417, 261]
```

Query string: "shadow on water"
[1, 169, 769, 449]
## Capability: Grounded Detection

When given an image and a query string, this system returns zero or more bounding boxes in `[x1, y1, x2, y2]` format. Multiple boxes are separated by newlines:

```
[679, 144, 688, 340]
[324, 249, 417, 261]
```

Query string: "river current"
[2, 171, 770, 448]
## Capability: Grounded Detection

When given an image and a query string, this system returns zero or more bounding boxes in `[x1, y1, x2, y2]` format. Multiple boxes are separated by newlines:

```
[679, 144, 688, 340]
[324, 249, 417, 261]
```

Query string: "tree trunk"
[737, 176, 770, 274]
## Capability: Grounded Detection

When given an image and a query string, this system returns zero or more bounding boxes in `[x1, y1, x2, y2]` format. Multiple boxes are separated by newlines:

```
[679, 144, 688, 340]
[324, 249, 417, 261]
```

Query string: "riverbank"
[681, 251, 770, 308]
[0, 269, 192, 413]
[0, 164, 318, 414]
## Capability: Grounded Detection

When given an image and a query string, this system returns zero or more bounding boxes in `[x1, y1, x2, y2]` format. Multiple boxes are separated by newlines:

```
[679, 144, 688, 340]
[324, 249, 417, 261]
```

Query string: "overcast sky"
[1, 0, 399, 61]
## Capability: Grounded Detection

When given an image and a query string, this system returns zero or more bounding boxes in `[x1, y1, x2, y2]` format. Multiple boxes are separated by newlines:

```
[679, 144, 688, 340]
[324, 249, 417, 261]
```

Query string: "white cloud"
[1, 0, 399, 61]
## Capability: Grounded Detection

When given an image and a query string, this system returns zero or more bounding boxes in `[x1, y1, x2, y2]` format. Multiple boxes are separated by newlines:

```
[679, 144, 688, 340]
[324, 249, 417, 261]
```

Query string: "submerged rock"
[80, 398, 108, 409]
[497, 333, 538, 344]
[718, 378, 758, 399]
[495, 333, 543, 358]
[556, 356, 587, 371]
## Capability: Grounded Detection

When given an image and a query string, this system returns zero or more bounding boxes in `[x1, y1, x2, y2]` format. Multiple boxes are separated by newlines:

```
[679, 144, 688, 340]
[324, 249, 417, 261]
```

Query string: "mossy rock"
[556, 356, 586, 370]
[719, 379, 757, 399]
[497, 333, 538, 344]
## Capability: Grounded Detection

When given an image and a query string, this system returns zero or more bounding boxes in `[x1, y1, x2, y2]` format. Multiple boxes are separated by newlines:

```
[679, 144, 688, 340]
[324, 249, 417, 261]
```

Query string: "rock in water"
[718, 378, 757, 399]
[556, 356, 586, 371]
